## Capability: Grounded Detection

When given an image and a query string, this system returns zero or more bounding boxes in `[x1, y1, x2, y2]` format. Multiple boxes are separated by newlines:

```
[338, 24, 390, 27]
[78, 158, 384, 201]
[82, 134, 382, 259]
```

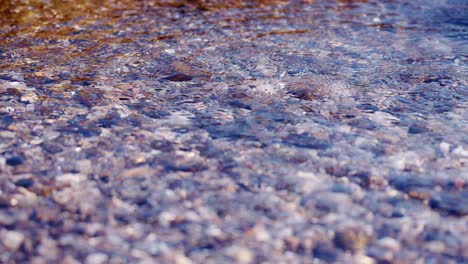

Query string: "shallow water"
[0, 0, 467, 263]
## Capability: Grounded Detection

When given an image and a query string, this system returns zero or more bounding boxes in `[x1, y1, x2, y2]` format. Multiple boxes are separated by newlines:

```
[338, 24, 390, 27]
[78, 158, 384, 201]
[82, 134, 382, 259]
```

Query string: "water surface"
[0, 0, 467, 263]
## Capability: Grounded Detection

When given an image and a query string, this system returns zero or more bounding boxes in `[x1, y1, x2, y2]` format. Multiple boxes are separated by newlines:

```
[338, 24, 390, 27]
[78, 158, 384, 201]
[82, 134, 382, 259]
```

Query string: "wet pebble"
[0, 197, 10, 208]
[389, 175, 433, 193]
[312, 242, 337, 262]
[151, 140, 174, 152]
[408, 122, 430, 134]
[288, 87, 318, 100]
[1, 230, 24, 251]
[283, 133, 331, 150]
[227, 246, 254, 263]
[163, 73, 194, 82]
[333, 227, 371, 252]
[429, 192, 468, 216]
[0, 88, 22, 97]
[348, 118, 378, 130]
[85, 253, 108, 264]
[6, 156, 24, 166]
[42, 141, 64, 154]
[14, 178, 34, 188]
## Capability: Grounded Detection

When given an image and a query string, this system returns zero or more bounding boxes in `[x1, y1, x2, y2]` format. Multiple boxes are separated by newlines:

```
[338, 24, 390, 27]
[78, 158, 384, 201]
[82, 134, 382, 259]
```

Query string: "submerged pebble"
[0, 0, 466, 263]
[430, 192, 468, 216]
[334, 227, 371, 252]
[163, 73, 194, 82]
[6, 156, 24, 166]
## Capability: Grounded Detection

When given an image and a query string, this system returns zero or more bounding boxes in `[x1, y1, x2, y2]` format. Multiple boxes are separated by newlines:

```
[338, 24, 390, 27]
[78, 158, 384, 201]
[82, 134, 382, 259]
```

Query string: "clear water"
[0, 0, 467, 263]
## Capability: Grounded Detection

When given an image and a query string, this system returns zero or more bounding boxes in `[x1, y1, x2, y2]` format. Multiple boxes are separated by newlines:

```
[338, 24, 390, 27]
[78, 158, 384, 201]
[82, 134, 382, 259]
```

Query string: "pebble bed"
[0, 0, 467, 263]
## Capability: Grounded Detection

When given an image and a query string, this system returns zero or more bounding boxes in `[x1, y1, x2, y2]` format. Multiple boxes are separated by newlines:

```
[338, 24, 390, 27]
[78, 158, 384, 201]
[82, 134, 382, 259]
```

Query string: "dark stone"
[126, 114, 143, 127]
[391, 209, 405, 218]
[288, 87, 317, 100]
[15, 178, 34, 188]
[358, 103, 379, 112]
[408, 122, 430, 134]
[98, 113, 122, 128]
[283, 133, 331, 150]
[163, 73, 194, 82]
[206, 124, 254, 140]
[348, 118, 377, 130]
[230, 90, 249, 99]
[75, 90, 102, 108]
[354, 171, 387, 187]
[389, 175, 433, 193]
[0, 197, 10, 208]
[195, 143, 218, 158]
[80, 80, 93, 86]
[6, 156, 24, 166]
[84, 147, 99, 158]
[142, 109, 171, 119]
[429, 192, 468, 216]
[334, 227, 370, 251]
[325, 166, 350, 177]
[164, 162, 207, 172]
[0, 113, 14, 128]
[150, 140, 173, 152]
[228, 99, 251, 110]
[173, 127, 189, 133]
[312, 243, 337, 262]
[42, 142, 63, 154]
[0, 88, 22, 97]
[60, 116, 101, 137]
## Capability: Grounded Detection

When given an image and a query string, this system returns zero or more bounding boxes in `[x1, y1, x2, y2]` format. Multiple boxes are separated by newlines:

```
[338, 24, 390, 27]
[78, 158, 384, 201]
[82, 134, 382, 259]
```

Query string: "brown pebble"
[287, 87, 318, 100]
[163, 73, 194, 82]
[334, 227, 370, 251]
[1, 88, 22, 96]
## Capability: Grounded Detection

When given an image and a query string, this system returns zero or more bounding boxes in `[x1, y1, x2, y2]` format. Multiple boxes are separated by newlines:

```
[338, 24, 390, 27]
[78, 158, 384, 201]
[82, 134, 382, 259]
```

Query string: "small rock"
[429, 192, 468, 216]
[62, 255, 81, 264]
[163, 73, 194, 82]
[283, 133, 331, 150]
[172, 252, 194, 264]
[377, 237, 401, 253]
[334, 227, 371, 251]
[42, 142, 63, 154]
[288, 87, 318, 100]
[0, 197, 10, 208]
[0, 88, 22, 96]
[6, 156, 24, 166]
[85, 253, 108, 264]
[227, 246, 254, 264]
[1, 230, 25, 251]
[15, 178, 34, 188]
[150, 140, 174, 152]
[408, 122, 430, 134]
[312, 243, 337, 262]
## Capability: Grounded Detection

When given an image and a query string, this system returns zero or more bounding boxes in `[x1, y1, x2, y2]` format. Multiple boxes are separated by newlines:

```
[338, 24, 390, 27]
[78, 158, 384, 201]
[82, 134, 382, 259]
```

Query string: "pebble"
[6, 156, 24, 166]
[41, 142, 63, 154]
[333, 227, 371, 251]
[0, 1, 466, 263]
[283, 133, 331, 150]
[14, 178, 34, 188]
[377, 237, 401, 253]
[85, 253, 108, 264]
[0, 197, 11, 208]
[163, 73, 194, 82]
[227, 246, 254, 264]
[313, 242, 337, 262]
[429, 192, 468, 216]
[1, 230, 24, 251]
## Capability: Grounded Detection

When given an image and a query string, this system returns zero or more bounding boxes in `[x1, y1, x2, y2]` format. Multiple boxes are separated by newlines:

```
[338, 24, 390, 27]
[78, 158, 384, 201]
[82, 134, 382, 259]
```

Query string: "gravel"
[0, 0, 467, 263]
